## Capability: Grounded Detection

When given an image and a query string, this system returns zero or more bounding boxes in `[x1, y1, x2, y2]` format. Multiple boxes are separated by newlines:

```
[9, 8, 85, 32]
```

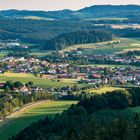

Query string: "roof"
[91, 74, 101, 78]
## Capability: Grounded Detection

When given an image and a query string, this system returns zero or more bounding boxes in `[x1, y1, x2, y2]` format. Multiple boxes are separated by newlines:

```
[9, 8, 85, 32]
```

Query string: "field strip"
[0, 100, 50, 128]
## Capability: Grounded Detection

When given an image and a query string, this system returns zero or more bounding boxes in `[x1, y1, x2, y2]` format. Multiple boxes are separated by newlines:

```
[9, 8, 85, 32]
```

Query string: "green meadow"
[0, 73, 79, 88]
[130, 106, 140, 113]
[0, 101, 77, 140]
[67, 38, 140, 55]
[87, 86, 125, 94]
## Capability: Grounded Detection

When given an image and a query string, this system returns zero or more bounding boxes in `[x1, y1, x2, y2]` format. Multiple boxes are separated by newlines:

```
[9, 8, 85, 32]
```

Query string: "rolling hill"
[1, 5, 140, 20]
[0, 5, 140, 50]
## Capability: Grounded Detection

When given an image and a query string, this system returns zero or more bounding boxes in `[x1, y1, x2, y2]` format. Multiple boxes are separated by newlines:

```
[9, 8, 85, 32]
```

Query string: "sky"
[0, 0, 140, 11]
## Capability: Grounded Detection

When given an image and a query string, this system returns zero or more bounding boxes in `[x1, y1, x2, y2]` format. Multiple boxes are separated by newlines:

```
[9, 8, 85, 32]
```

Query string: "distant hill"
[0, 9, 78, 20]
[1, 5, 140, 20]
[78, 5, 140, 18]
[0, 5, 140, 50]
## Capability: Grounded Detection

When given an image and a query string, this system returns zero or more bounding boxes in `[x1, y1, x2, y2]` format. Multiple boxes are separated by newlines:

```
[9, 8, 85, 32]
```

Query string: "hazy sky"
[0, 0, 140, 11]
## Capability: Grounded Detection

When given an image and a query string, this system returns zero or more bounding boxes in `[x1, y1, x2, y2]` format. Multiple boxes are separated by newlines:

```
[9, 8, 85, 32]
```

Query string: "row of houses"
[0, 55, 140, 86]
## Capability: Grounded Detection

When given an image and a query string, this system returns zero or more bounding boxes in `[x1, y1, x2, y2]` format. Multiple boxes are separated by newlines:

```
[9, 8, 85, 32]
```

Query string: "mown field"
[23, 16, 54, 21]
[30, 48, 52, 57]
[0, 101, 77, 140]
[0, 49, 51, 58]
[66, 38, 140, 55]
[87, 86, 125, 94]
[0, 73, 80, 88]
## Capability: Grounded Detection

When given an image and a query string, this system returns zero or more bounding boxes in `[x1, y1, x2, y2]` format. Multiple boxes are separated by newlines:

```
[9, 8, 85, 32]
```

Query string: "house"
[57, 74, 72, 79]
[135, 81, 140, 86]
[90, 74, 101, 79]
[102, 78, 108, 84]
[0, 83, 4, 88]
[136, 74, 140, 80]
[20, 86, 29, 92]
[87, 79, 101, 84]
[76, 73, 87, 79]
[117, 79, 126, 84]
[31, 87, 43, 92]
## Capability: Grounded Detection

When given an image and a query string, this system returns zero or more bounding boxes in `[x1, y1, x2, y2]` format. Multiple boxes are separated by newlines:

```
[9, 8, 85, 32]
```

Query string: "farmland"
[65, 38, 140, 55]
[1, 37, 140, 57]
[87, 86, 125, 94]
[0, 100, 77, 140]
[0, 73, 79, 88]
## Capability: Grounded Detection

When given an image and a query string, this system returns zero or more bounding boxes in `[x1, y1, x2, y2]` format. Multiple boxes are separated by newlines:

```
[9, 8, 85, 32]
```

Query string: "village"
[0, 54, 140, 87]
[0, 40, 139, 98]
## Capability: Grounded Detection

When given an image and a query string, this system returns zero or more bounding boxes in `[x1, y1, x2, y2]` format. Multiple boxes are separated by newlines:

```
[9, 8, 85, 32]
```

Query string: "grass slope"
[64, 38, 140, 55]
[130, 106, 140, 113]
[0, 73, 78, 88]
[0, 101, 77, 140]
[87, 86, 125, 94]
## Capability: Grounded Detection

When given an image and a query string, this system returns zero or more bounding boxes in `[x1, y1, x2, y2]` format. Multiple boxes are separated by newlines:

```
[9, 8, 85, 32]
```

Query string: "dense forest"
[10, 88, 140, 140]
[0, 18, 140, 50]
[0, 19, 109, 44]
[44, 30, 113, 50]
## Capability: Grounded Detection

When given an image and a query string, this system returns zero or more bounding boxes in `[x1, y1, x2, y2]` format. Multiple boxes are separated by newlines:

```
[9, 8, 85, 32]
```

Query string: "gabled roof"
[91, 74, 101, 78]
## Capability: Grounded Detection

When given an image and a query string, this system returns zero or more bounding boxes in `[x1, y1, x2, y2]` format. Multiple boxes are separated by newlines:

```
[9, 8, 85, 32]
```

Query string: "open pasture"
[0, 101, 77, 140]
[65, 38, 140, 55]
[87, 86, 125, 94]
[0, 72, 77, 88]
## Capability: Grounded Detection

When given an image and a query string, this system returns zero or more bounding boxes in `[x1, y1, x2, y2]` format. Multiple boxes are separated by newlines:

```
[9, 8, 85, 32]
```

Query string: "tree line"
[44, 30, 113, 50]
[0, 81, 52, 119]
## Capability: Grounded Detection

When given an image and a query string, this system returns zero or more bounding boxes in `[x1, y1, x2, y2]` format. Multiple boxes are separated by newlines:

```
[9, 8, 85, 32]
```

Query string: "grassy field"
[59, 78, 79, 83]
[23, 16, 54, 21]
[129, 106, 140, 113]
[30, 48, 52, 57]
[0, 73, 79, 88]
[87, 86, 125, 94]
[0, 101, 77, 140]
[65, 38, 140, 55]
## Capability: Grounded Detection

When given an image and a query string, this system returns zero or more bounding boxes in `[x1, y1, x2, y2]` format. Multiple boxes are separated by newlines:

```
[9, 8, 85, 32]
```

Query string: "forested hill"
[1, 5, 140, 20]
[78, 5, 140, 18]
[43, 30, 113, 50]
[0, 9, 77, 20]
[10, 88, 140, 140]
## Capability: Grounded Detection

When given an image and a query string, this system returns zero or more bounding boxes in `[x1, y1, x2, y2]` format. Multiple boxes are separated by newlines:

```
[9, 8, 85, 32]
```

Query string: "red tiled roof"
[91, 74, 101, 78]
